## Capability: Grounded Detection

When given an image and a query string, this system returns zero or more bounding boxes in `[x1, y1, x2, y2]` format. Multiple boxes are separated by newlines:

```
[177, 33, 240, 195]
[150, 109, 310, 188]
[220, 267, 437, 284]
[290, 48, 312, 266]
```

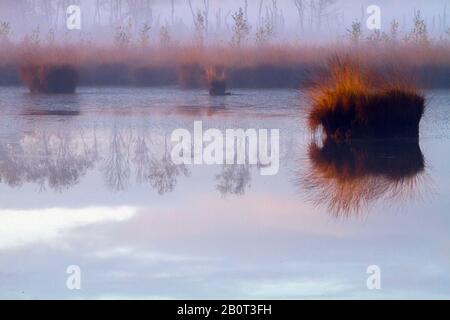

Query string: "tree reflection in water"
[301, 138, 428, 217]
[0, 129, 96, 191]
[148, 155, 190, 195]
[0, 124, 193, 195]
[0, 121, 269, 196]
[102, 126, 132, 191]
[216, 164, 251, 196]
[133, 130, 152, 185]
[147, 135, 190, 195]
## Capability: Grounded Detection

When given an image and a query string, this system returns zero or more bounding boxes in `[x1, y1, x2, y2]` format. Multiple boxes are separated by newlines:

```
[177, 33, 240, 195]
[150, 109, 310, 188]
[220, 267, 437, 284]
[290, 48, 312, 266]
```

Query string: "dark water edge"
[1, 63, 450, 88]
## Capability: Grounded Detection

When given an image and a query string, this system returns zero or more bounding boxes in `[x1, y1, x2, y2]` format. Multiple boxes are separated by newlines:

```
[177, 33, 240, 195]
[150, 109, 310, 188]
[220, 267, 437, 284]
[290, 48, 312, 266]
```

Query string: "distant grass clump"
[20, 64, 78, 93]
[206, 66, 229, 96]
[308, 57, 425, 139]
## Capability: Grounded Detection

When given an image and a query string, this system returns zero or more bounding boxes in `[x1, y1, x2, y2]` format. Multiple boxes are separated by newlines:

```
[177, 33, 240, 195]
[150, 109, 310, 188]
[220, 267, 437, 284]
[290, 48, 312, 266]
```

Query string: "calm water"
[0, 86, 450, 299]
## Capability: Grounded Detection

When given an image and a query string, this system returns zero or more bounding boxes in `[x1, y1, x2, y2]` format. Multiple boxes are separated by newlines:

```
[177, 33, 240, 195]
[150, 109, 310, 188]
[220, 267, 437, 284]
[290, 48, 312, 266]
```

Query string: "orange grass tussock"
[308, 56, 426, 139]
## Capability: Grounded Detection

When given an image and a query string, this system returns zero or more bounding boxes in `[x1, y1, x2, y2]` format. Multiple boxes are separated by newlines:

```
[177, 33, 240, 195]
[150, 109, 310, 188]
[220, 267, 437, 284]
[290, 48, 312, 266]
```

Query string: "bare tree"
[347, 21, 362, 43]
[188, 0, 210, 34]
[159, 25, 171, 47]
[215, 8, 223, 33]
[139, 22, 151, 47]
[390, 19, 400, 42]
[294, 0, 306, 30]
[114, 18, 133, 47]
[125, 0, 153, 28]
[0, 21, 11, 43]
[256, 12, 275, 45]
[405, 10, 429, 44]
[314, 0, 337, 31]
[171, 0, 175, 25]
[296, 0, 338, 32]
[203, 0, 210, 33]
[231, 7, 250, 48]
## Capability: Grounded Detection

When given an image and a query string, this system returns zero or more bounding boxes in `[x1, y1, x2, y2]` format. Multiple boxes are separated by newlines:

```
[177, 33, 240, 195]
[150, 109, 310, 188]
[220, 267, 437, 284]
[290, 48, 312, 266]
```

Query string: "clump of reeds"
[20, 64, 78, 93]
[206, 66, 229, 96]
[303, 138, 426, 217]
[308, 57, 425, 139]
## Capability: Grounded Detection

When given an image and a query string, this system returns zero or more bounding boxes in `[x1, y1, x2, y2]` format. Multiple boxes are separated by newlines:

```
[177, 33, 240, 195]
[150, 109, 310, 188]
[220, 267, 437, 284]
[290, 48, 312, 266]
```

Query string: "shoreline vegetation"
[0, 42, 449, 88]
[0, 10, 449, 91]
[0, 8, 449, 90]
[0, 8, 450, 95]
[0, 42, 448, 89]
[20, 64, 78, 93]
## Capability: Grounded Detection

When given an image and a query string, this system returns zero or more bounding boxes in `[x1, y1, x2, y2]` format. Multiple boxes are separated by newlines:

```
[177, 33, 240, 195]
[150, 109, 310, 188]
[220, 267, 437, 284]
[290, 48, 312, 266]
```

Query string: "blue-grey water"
[0, 86, 450, 299]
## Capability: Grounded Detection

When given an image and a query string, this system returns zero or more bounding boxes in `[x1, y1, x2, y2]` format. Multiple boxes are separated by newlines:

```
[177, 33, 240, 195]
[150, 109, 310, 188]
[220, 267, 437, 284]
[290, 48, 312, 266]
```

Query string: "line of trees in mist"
[0, 0, 448, 45]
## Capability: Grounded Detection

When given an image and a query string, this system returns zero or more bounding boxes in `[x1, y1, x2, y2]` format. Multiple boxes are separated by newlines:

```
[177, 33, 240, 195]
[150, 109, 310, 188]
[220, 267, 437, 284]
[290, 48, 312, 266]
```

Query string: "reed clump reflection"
[308, 57, 425, 140]
[303, 138, 426, 217]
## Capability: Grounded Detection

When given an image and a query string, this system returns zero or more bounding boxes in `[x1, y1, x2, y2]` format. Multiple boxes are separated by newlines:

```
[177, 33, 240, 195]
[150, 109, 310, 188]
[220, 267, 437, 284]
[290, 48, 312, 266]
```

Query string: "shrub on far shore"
[20, 64, 78, 93]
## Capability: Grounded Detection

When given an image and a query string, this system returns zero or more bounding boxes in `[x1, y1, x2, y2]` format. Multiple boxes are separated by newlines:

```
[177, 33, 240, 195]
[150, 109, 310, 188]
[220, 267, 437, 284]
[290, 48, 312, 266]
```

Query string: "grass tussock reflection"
[303, 138, 427, 217]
